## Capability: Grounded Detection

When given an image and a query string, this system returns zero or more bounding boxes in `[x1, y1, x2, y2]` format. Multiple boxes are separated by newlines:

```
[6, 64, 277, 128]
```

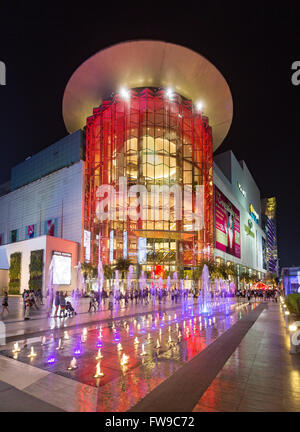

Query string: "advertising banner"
[215, 186, 241, 258]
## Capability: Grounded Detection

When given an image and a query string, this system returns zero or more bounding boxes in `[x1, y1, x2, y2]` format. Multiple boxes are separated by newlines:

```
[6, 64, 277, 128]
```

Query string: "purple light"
[74, 348, 81, 355]
[97, 341, 103, 347]
[47, 357, 56, 364]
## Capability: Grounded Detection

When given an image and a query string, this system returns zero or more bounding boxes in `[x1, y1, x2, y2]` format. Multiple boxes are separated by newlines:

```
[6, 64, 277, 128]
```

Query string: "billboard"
[52, 252, 72, 285]
[215, 186, 241, 258]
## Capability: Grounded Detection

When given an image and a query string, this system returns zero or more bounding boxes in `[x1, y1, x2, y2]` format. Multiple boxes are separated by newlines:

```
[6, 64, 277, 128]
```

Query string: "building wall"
[0, 235, 79, 294]
[11, 130, 84, 191]
[0, 270, 8, 295]
[0, 161, 84, 246]
[213, 152, 266, 275]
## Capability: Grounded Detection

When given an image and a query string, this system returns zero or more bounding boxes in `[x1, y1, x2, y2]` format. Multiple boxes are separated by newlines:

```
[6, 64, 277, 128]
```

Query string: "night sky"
[0, 2, 299, 268]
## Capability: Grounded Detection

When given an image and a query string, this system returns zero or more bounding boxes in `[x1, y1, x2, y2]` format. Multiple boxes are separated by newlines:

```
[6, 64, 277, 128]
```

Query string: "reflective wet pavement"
[0, 299, 258, 412]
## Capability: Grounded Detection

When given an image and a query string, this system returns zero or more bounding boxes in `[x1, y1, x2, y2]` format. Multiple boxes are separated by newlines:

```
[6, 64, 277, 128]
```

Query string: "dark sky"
[0, 1, 299, 268]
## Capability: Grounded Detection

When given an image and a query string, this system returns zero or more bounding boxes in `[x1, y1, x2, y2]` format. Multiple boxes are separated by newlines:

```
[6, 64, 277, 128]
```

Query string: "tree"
[114, 258, 132, 279]
[226, 263, 238, 279]
[103, 264, 114, 291]
[264, 271, 277, 285]
[81, 263, 97, 291]
[240, 271, 250, 289]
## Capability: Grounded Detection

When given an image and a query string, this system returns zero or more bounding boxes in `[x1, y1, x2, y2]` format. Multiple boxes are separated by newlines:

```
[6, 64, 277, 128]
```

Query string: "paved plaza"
[0, 297, 298, 412]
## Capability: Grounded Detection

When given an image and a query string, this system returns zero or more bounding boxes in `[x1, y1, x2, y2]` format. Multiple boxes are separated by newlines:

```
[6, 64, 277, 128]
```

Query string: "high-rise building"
[261, 197, 278, 274]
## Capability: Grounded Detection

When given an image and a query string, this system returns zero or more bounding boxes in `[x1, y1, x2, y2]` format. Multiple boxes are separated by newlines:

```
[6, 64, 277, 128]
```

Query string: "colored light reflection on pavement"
[0, 300, 258, 412]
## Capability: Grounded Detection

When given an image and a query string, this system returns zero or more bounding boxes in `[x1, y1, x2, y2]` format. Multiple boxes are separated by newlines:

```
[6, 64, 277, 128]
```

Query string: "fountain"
[154, 339, 161, 349]
[167, 275, 171, 294]
[56, 338, 64, 350]
[173, 272, 178, 288]
[96, 348, 103, 360]
[127, 265, 134, 294]
[93, 362, 104, 378]
[120, 353, 129, 366]
[158, 277, 163, 301]
[138, 269, 146, 297]
[97, 260, 104, 306]
[12, 342, 20, 353]
[47, 257, 55, 315]
[67, 357, 78, 370]
[140, 343, 147, 356]
[201, 264, 211, 313]
[27, 346, 37, 358]
[115, 269, 120, 296]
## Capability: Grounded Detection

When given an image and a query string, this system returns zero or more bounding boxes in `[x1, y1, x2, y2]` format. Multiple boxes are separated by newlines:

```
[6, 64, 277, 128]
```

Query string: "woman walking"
[54, 291, 60, 317]
[1, 291, 9, 317]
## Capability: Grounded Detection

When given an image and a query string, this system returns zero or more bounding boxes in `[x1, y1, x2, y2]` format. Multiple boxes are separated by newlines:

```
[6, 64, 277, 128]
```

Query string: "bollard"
[289, 322, 300, 354]
[284, 311, 290, 328]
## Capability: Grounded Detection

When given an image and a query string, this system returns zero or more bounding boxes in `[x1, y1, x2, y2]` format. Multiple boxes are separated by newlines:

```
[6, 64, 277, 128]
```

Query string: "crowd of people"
[236, 288, 280, 302]
[0, 283, 281, 320]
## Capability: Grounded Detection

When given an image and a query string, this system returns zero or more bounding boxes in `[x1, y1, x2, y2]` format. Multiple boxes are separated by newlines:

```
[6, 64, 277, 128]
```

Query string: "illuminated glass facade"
[261, 197, 278, 274]
[84, 88, 213, 272]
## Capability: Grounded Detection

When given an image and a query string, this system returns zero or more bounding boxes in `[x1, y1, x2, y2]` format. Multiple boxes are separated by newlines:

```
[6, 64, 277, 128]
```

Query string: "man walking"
[1, 291, 9, 317]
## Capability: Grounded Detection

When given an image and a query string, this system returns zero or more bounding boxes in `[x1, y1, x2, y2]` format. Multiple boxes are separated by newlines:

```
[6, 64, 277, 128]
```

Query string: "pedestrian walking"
[108, 291, 114, 318]
[54, 291, 60, 317]
[59, 291, 66, 317]
[88, 291, 97, 312]
[124, 290, 129, 308]
[1, 291, 9, 317]
[24, 292, 30, 320]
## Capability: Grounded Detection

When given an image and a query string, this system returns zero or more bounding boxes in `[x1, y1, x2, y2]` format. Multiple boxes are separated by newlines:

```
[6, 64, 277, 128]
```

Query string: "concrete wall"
[0, 269, 8, 295]
[0, 161, 84, 245]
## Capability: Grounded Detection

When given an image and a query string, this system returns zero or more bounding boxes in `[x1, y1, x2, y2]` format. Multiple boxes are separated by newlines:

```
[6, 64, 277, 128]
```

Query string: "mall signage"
[245, 219, 255, 238]
[215, 186, 241, 258]
[249, 203, 259, 223]
[237, 182, 246, 197]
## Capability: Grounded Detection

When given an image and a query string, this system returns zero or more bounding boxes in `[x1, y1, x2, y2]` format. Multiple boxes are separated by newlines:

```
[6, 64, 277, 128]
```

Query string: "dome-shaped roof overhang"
[62, 40, 233, 151]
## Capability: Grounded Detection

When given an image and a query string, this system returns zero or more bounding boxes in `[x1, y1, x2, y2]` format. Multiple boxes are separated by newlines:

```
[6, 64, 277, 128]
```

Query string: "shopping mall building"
[0, 41, 278, 293]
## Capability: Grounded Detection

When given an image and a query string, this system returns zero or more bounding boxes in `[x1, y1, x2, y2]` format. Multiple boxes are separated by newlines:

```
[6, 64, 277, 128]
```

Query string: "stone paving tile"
[194, 303, 300, 412]
[0, 356, 50, 390]
[23, 373, 98, 412]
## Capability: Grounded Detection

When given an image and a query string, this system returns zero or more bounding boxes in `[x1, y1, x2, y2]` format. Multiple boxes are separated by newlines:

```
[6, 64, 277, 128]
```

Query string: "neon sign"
[250, 203, 259, 223]
[237, 182, 246, 197]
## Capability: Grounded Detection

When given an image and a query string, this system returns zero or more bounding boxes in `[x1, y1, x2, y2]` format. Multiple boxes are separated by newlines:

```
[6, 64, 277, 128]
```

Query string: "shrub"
[29, 250, 44, 291]
[9, 252, 21, 294]
[286, 294, 300, 316]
